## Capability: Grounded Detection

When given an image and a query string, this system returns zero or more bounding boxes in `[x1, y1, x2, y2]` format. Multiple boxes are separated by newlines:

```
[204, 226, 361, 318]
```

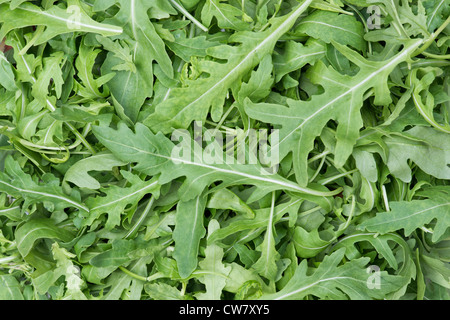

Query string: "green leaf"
[273, 39, 326, 82]
[102, 257, 149, 300]
[0, 0, 448, 301]
[0, 1, 123, 45]
[358, 197, 450, 243]
[292, 226, 332, 258]
[165, 30, 219, 63]
[207, 188, 255, 218]
[144, 282, 192, 300]
[332, 232, 417, 299]
[89, 239, 136, 268]
[51, 242, 87, 300]
[97, 0, 174, 123]
[0, 156, 88, 213]
[32, 51, 64, 102]
[383, 127, 450, 182]
[424, 0, 449, 32]
[85, 171, 160, 230]
[173, 195, 207, 279]
[75, 42, 115, 99]
[15, 218, 75, 257]
[410, 67, 450, 134]
[95, 35, 136, 73]
[64, 152, 127, 189]
[92, 122, 341, 202]
[420, 252, 450, 290]
[293, 10, 366, 51]
[0, 51, 16, 91]
[201, 0, 251, 31]
[245, 39, 423, 186]
[252, 193, 280, 281]
[194, 219, 232, 300]
[144, 0, 315, 133]
[208, 195, 303, 243]
[0, 275, 24, 300]
[260, 248, 406, 300]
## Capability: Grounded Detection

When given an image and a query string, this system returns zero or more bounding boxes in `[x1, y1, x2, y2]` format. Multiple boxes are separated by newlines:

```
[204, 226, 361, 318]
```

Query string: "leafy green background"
[0, 0, 449, 300]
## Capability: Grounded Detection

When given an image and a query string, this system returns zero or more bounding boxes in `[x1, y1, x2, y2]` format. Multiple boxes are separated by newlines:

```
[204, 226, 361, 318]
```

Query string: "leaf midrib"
[97, 133, 340, 197]
[0, 180, 89, 211]
[271, 40, 423, 152]
[90, 180, 158, 211]
[168, 0, 314, 120]
[366, 202, 450, 227]
[18, 4, 122, 34]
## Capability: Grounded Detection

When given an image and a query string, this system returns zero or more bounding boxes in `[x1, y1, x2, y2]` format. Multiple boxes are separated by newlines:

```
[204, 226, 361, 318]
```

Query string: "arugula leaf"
[260, 248, 406, 300]
[0, 1, 122, 45]
[246, 40, 422, 186]
[195, 219, 232, 300]
[95, 0, 174, 123]
[252, 192, 280, 281]
[0, 156, 88, 213]
[15, 218, 75, 257]
[173, 195, 207, 279]
[201, 0, 251, 31]
[359, 187, 450, 242]
[293, 10, 366, 51]
[143, 0, 315, 133]
[0, 0, 449, 302]
[84, 171, 160, 230]
[383, 126, 450, 182]
[64, 152, 127, 189]
[0, 275, 24, 300]
[92, 122, 341, 200]
[0, 51, 16, 91]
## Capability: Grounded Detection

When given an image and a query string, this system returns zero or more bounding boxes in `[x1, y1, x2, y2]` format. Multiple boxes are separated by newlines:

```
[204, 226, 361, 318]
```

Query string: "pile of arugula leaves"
[0, 0, 449, 300]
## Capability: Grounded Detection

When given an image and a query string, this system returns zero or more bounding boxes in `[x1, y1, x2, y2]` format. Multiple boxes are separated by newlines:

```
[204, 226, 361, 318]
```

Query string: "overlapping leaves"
[0, 0, 449, 301]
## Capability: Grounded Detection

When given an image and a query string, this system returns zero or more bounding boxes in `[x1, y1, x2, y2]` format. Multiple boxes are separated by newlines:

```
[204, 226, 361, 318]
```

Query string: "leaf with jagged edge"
[165, 30, 220, 63]
[195, 219, 232, 300]
[34, 114, 64, 147]
[383, 126, 450, 183]
[92, 122, 342, 205]
[84, 171, 160, 230]
[358, 187, 450, 243]
[232, 53, 274, 132]
[64, 152, 128, 190]
[423, 0, 449, 32]
[208, 195, 304, 244]
[397, 0, 429, 37]
[0, 155, 88, 214]
[293, 10, 366, 51]
[366, 0, 430, 41]
[75, 42, 115, 99]
[95, 36, 136, 73]
[409, 67, 450, 134]
[51, 242, 88, 300]
[14, 218, 75, 257]
[32, 51, 64, 103]
[273, 38, 326, 82]
[0, 1, 123, 45]
[94, 0, 175, 122]
[259, 248, 406, 300]
[0, 275, 24, 300]
[5, 32, 41, 85]
[201, 0, 251, 31]
[143, 0, 315, 134]
[331, 232, 417, 300]
[245, 39, 423, 187]
[0, 51, 16, 91]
